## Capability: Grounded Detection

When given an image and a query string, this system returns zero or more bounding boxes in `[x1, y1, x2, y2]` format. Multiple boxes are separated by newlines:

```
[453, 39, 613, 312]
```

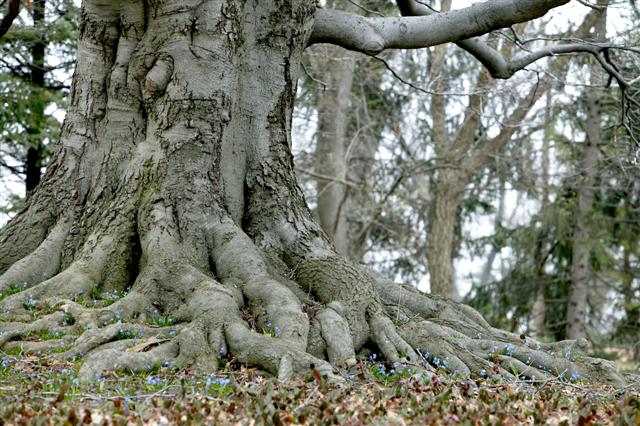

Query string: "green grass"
[0, 282, 28, 302]
[73, 288, 127, 309]
[114, 328, 140, 340]
[148, 313, 174, 327]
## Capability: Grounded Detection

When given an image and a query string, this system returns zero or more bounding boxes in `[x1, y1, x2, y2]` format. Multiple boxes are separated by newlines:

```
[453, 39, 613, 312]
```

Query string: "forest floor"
[0, 351, 638, 425]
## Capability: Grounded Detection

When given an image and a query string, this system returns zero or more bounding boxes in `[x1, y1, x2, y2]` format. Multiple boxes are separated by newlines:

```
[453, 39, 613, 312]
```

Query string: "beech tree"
[0, 0, 631, 383]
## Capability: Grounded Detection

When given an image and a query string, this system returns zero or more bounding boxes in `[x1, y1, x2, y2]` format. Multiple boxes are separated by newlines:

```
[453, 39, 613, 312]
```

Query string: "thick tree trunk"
[0, 0, 626, 386]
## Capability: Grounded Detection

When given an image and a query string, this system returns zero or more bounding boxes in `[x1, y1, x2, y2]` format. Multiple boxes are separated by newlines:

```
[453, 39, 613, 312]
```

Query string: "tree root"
[296, 256, 420, 366]
[225, 321, 339, 382]
[78, 342, 179, 381]
[0, 218, 71, 293]
[3, 336, 76, 355]
[211, 220, 309, 350]
[315, 302, 356, 368]
[399, 320, 626, 385]
[0, 195, 629, 387]
[0, 311, 68, 347]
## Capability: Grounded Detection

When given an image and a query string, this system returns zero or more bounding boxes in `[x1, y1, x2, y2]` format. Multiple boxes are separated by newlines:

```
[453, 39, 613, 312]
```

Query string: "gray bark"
[310, 0, 569, 55]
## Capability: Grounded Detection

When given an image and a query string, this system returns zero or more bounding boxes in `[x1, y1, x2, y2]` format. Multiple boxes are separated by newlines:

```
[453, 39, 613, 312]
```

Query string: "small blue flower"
[480, 369, 487, 377]
[215, 377, 230, 386]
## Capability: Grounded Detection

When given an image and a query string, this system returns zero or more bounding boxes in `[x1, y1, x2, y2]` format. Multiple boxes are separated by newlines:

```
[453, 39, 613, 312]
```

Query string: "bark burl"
[0, 0, 626, 384]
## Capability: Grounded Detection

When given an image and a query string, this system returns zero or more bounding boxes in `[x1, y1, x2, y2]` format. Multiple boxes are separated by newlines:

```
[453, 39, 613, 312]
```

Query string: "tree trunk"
[424, 6, 460, 298]
[313, 43, 355, 254]
[565, 3, 606, 340]
[25, 0, 46, 194]
[528, 91, 553, 338]
[427, 171, 463, 298]
[0, 0, 625, 386]
[621, 245, 640, 362]
[565, 105, 599, 341]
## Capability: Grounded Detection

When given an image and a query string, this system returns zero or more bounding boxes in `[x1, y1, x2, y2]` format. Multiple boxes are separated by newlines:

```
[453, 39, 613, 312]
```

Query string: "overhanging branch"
[396, 0, 600, 79]
[309, 0, 570, 57]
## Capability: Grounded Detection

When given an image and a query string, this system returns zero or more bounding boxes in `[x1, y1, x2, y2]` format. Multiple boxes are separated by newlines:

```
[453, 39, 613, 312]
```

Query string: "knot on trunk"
[144, 55, 174, 98]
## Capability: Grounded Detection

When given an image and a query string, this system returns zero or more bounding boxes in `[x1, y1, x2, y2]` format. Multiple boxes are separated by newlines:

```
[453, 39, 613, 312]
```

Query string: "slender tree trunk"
[424, 2, 458, 297]
[25, 0, 46, 193]
[528, 91, 552, 338]
[621, 244, 640, 361]
[565, 96, 599, 340]
[314, 43, 355, 254]
[479, 178, 506, 286]
[427, 171, 464, 297]
[565, 3, 606, 340]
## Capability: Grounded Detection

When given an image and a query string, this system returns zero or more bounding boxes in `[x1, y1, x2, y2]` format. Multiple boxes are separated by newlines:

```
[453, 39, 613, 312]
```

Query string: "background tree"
[0, 0, 77, 215]
[465, 3, 639, 363]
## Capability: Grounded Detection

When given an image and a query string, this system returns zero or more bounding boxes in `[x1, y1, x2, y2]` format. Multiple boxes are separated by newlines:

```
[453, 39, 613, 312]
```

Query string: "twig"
[574, 0, 606, 10]
[300, 62, 326, 90]
[345, 0, 384, 17]
[295, 167, 361, 189]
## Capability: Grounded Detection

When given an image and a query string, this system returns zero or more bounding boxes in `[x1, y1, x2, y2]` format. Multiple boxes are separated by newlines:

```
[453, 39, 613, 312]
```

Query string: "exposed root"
[0, 218, 71, 293]
[78, 342, 179, 381]
[296, 256, 381, 350]
[0, 194, 628, 387]
[0, 186, 63, 274]
[62, 322, 178, 362]
[225, 321, 339, 382]
[296, 256, 420, 366]
[211, 220, 309, 350]
[369, 313, 419, 364]
[3, 336, 76, 355]
[315, 302, 356, 368]
[399, 320, 626, 385]
[0, 311, 68, 347]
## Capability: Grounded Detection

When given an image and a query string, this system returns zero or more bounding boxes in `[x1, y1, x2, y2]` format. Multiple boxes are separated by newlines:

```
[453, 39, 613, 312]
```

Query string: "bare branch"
[574, 0, 606, 9]
[394, 0, 601, 79]
[309, 0, 570, 56]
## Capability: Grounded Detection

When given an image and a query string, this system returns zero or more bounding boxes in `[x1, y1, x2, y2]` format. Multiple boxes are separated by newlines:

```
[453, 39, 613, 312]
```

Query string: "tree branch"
[394, 0, 603, 79]
[0, 0, 19, 40]
[309, 0, 570, 58]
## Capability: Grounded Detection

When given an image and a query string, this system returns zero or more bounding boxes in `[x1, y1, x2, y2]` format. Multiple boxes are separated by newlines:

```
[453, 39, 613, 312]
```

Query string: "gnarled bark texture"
[0, 0, 626, 385]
